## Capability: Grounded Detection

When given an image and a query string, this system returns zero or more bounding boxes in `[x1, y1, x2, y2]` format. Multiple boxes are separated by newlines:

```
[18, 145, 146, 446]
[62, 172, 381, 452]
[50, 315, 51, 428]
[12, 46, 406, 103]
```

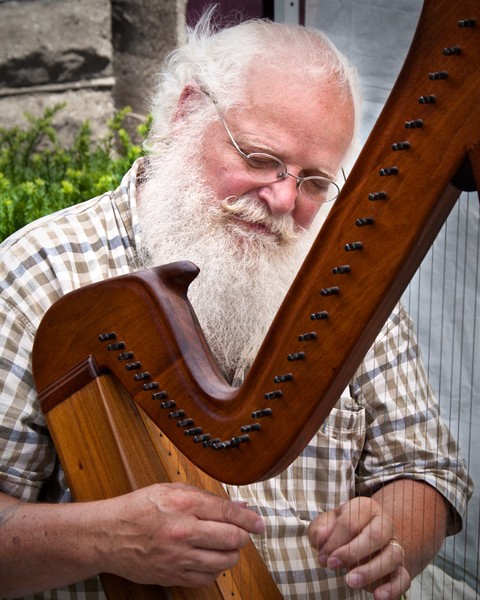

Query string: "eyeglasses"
[206, 93, 340, 204]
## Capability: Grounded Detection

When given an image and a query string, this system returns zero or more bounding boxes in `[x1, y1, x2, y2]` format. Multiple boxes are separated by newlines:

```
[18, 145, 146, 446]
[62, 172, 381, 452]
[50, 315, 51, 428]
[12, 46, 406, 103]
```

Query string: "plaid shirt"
[0, 159, 471, 599]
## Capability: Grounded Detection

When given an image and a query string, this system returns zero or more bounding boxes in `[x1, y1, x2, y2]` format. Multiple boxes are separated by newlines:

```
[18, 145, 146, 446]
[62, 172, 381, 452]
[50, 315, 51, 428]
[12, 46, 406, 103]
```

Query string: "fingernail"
[346, 572, 364, 588]
[327, 556, 344, 569]
[253, 518, 265, 533]
[232, 500, 248, 507]
[318, 554, 328, 566]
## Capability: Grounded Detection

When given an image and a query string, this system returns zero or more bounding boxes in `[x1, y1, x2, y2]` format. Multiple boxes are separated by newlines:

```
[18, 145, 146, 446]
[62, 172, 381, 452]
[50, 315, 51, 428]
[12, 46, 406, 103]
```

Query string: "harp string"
[138, 412, 256, 598]
[403, 190, 480, 598]
[308, 3, 479, 591]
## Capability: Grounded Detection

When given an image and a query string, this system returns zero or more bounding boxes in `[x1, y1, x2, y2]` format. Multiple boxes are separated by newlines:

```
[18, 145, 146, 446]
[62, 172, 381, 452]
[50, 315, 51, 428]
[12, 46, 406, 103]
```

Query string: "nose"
[257, 174, 299, 217]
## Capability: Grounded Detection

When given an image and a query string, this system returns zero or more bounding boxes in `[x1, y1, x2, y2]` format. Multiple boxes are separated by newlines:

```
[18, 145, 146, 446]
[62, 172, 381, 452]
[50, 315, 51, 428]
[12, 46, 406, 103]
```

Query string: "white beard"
[137, 137, 322, 381]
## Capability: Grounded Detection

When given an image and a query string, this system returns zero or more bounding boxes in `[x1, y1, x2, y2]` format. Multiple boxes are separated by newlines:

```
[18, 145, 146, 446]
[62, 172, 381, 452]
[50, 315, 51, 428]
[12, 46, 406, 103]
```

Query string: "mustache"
[221, 195, 305, 244]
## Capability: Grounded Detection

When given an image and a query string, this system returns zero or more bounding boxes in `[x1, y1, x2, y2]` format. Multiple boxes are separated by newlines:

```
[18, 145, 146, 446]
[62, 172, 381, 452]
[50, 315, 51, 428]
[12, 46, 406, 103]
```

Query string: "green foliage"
[0, 103, 149, 243]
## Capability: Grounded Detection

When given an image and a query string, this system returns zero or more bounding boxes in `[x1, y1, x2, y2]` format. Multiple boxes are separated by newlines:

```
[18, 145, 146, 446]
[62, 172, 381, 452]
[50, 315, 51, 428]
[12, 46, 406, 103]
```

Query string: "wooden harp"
[32, 0, 479, 597]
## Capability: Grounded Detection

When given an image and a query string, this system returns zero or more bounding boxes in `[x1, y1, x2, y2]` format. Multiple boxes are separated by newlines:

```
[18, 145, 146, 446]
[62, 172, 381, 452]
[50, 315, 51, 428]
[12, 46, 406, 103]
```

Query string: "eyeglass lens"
[242, 153, 338, 203]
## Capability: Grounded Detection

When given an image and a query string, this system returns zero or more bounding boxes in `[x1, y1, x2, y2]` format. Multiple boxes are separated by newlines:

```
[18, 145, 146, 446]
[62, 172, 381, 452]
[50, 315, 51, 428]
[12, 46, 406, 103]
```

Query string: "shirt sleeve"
[353, 302, 473, 535]
[0, 301, 58, 501]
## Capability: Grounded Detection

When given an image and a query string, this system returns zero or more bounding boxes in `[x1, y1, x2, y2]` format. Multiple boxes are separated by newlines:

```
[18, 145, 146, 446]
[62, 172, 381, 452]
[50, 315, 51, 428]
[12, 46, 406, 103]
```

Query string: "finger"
[178, 569, 222, 588]
[189, 519, 253, 552]
[308, 514, 336, 549]
[330, 511, 394, 569]
[313, 498, 384, 559]
[195, 492, 265, 535]
[344, 540, 409, 595]
[160, 565, 224, 588]
[152, 544, 242, 586]
[372, 565, 411, 600]
[181, 547, 241, 575]
[309, 504, 354, 553]
[165, 483, 265, 535]
[176, 562, 245, 589]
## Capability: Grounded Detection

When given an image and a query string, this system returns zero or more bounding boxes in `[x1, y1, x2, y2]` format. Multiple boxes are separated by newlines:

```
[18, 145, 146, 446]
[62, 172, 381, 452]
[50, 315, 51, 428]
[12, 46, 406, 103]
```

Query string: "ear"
[172, 84, 205, 123]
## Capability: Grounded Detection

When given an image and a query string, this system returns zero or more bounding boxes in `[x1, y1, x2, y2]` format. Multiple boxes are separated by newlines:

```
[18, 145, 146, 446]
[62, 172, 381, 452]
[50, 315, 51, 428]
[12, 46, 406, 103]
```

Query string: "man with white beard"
[0, 9, 471, 600]
[137, 90, 320, 381]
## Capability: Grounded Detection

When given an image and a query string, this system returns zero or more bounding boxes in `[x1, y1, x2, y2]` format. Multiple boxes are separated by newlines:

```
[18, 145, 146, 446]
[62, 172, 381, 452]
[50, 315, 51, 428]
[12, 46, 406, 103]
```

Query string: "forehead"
[228, 66, 354, 174]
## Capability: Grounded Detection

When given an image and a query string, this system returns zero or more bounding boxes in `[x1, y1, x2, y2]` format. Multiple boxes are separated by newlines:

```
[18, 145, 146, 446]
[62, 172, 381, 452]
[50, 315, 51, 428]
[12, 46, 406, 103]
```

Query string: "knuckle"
[169, 520, 190, 544]
[222, 499, 238, 523]
[218, 550, 240, 571]
[225, 525, 248, 549]
[206, 572, 223, 586]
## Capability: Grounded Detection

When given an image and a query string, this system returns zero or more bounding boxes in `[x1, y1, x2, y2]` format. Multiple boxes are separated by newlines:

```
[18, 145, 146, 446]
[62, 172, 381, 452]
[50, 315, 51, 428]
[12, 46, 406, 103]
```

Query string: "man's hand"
[308, 496, 410, 600]
[95, 482, 265, 588]
[0, 483, 265, 597]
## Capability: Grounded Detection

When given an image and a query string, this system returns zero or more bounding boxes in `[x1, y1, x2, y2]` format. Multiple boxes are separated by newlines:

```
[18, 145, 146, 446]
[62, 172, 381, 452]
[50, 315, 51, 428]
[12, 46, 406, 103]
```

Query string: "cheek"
[200, 130, 252, 199]
[293, 203, 321, 230]
[203, 157, 259, 201]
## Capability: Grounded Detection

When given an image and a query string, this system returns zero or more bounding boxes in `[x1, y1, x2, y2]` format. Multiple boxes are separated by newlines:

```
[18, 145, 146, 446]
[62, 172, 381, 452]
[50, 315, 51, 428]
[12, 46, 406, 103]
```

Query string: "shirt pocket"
[292, 392, 369, 515]
[322, 390, 367, 474]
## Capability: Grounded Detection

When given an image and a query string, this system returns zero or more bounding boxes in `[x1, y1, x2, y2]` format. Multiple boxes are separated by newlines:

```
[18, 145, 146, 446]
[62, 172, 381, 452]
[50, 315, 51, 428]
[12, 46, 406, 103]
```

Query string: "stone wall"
[0, 0, 184, 141]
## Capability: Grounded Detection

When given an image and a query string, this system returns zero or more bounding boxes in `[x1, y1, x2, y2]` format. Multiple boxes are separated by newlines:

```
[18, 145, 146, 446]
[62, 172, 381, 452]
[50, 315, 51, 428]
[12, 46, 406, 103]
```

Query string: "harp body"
[31, 0, 480, 598]
[53, 373, 282, 600]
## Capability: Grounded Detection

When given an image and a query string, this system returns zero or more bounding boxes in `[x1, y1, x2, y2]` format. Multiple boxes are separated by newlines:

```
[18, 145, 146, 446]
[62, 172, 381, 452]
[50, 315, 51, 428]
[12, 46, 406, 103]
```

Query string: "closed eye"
[245, 152, 285, 172]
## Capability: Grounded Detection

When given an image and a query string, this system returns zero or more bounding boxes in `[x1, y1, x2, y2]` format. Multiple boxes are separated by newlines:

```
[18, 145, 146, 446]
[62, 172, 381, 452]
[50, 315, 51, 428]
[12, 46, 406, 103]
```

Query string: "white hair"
[145, 5, 361, 153]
